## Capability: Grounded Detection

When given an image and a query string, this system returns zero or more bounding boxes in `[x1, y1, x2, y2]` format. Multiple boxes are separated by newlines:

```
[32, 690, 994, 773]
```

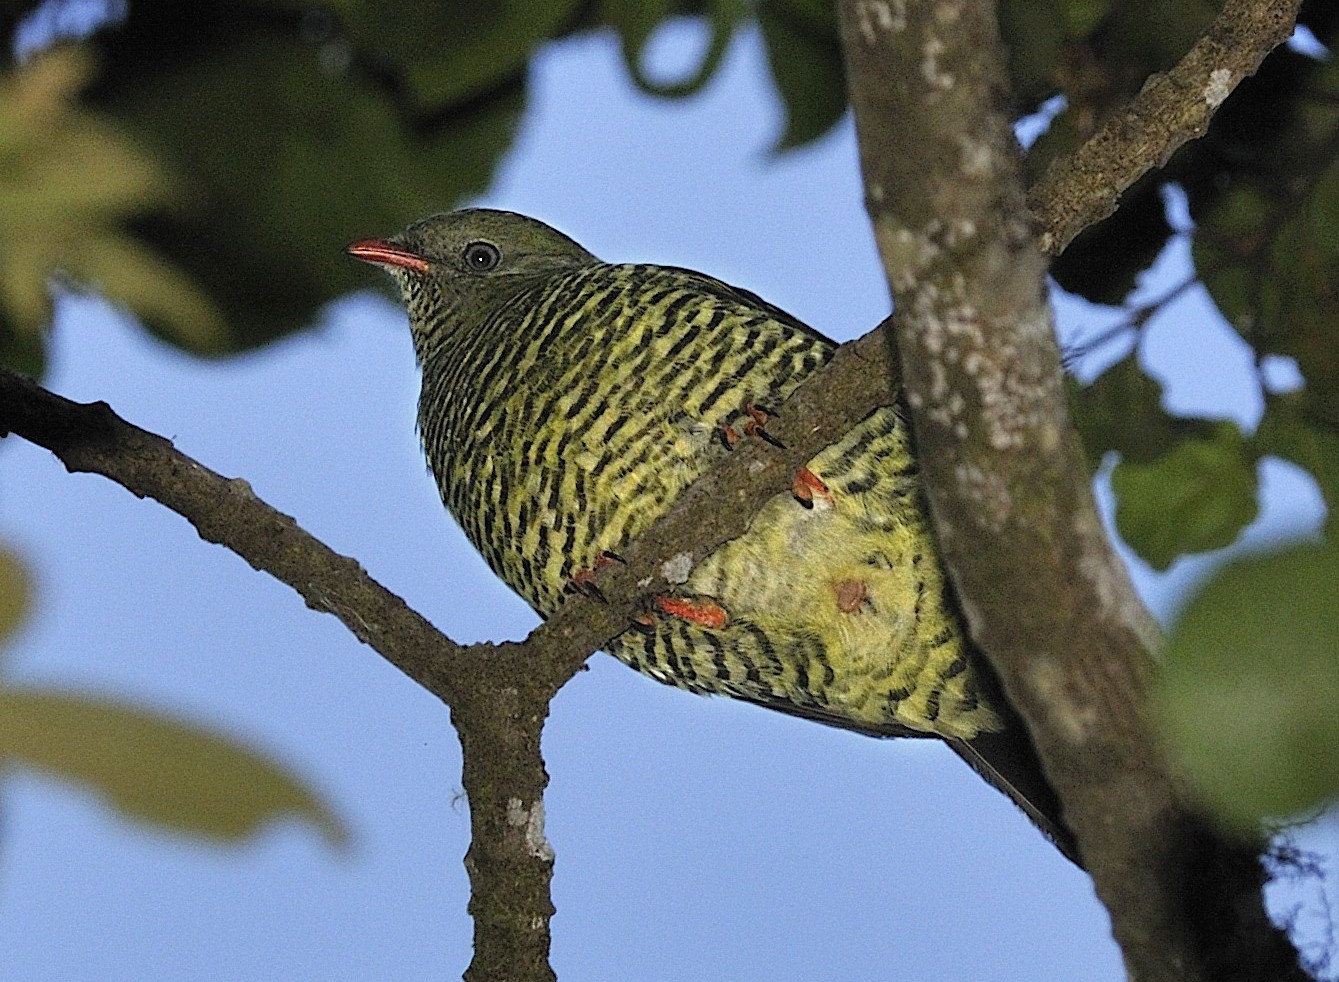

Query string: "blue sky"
[0, 20, 1333, 981]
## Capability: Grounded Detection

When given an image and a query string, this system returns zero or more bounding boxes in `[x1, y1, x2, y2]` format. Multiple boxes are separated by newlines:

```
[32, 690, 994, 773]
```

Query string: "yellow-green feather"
[375, 208, 1078, 864]
[416, 259, 996, 741]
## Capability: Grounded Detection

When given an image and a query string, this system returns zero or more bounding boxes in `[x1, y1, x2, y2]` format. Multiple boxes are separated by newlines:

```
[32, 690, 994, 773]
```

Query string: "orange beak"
[345, 238, 432, 274]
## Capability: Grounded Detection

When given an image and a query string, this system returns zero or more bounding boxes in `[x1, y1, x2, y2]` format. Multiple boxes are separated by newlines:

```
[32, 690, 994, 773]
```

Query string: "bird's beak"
[345, 238, 432, 274]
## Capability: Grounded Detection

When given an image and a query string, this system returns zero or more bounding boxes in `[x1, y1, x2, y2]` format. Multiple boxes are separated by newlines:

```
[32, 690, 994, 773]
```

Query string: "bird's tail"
[947, 723, 1083, 867]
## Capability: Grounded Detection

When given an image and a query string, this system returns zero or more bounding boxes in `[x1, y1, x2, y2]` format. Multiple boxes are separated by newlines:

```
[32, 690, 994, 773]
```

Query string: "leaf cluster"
[1, 0, 1336, 863]
[0, 541, 347, 846]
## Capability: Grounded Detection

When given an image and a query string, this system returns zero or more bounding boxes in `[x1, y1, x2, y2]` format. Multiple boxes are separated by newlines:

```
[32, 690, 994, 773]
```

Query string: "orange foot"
[567, 551, 625, 601]
[792, 466, 834, 509]
[720, 403, 786, 450]
[634, 595, 731, 631]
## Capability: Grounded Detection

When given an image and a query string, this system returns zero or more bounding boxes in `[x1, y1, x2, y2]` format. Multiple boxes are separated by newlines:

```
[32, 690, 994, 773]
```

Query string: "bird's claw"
[567, 551, 624, 601]
[720, 402, 786, 450]
[792, 466, 833, 509]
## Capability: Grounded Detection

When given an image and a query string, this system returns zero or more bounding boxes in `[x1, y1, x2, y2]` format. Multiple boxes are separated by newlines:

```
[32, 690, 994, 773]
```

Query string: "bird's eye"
[462, 241, 501, 273]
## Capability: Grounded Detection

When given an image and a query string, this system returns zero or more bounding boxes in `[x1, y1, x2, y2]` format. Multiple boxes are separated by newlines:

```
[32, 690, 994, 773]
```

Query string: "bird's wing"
[946, 727, 1083, 867]
[660, 267, 839, 349]
[731, 690, 932, 740]
[730, 658, 1082, 866]
[736, 685, 1082, 867]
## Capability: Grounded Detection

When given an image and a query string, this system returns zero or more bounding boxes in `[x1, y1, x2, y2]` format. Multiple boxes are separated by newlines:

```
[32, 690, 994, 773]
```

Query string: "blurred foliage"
[0, 544, 32, 646]
[1110, 422, 1259, 572]
[1255, 391, 1339, 525]
[757, 0, 844, 150]
[604, 0, 744, 98]
[1192, 53, 1339, 430]
[1156, 540, 1339, 829]
[0, 0, 1332, 428]
[0, 539, 344, 845]
[0, 45, 224, 374]
[78, 0, 525, 353]
[2, 0, 1338, 844]
[0, 687, 348, 844]
[323, 0, 583, 110]
[1069, 352, 1215, 469]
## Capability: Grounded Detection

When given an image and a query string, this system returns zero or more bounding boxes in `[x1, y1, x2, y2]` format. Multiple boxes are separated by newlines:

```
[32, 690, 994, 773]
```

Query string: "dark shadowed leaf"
[0, 688, 348, 845]
[0, 47, 224, 370]
[85, 16, 522, 353]
[998, 0, 1067, 110]
[758, 0, 845, 151]
[1095, 0, 1216, 79]
[323, 0, 580, 110]
[0, 311, 46, 377]
[1072, 352, 1213, 467]
[1253, 392, 1339, 529]
[602, 0, 739, 98]
[1050, 175, 1171, 305]
[1054, 0, 1109, 38]
[1111, 422, 1259, 569]
[1192, 54, 1339, 428]
[1301, 0, 1339, 45]
[1157, 540, 1339, 829]
[1076, 353, 1183, 466]
[1197, 156, 1339, 422]
[0, 544, 32, 647]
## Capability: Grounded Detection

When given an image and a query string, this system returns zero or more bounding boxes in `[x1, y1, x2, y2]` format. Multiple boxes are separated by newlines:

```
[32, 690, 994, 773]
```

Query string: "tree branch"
[1028, 0, 1304, 257]
[0, 2, 1310, 975]
[0, 372, 464, 690]
[836, 0, 1307, 979]
[0, 369, 565, 980]
[517, 330, 895, 674]
[0, 330, 897, 981]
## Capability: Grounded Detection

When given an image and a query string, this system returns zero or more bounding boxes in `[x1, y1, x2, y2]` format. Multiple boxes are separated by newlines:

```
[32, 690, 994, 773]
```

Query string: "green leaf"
[1197, 159, 1339, 407]
[1111, 422, 1259, 569]
[326, 0, 581, 111]
[1071, 353, 1214, 468]
[1055, 0, 1110, 37]
[998, 0, 1067, 109]
[0, 688, 349, 845]
[758, 0, 845, 150]
[1156, 540, 1339, 829]
[1193, 55, 1339, 427]
[0, 544, 32, 646]
[0, 310, 46, 377]
[600, 0, 679, 68]
[1254, 392, 1339, 528]
[87, 19, 522, 354]
[1301, 2, 1339, 48]
[0, 46, 223, 368]
[602, 0, 741, 99]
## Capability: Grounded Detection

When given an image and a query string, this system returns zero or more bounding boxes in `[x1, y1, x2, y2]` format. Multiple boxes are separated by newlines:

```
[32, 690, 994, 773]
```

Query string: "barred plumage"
[348, 208, 1079, 865]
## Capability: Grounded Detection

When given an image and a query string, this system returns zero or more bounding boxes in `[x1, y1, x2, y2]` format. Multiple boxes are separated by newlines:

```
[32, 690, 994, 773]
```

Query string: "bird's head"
[346, 208, 598, 337]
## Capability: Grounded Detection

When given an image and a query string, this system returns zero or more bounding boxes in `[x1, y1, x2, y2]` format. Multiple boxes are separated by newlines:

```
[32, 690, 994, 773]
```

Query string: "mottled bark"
[836, 0, 1307, 979]
[0, 1, 1311, 976]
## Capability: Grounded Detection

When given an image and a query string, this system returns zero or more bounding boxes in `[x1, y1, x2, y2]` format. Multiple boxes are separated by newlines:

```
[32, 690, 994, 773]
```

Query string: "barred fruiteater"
[347, 209, 1080, 866]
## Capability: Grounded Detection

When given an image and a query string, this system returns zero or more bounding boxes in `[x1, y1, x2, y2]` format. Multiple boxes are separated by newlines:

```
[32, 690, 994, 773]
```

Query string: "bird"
[347, 208, 1081, 866]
